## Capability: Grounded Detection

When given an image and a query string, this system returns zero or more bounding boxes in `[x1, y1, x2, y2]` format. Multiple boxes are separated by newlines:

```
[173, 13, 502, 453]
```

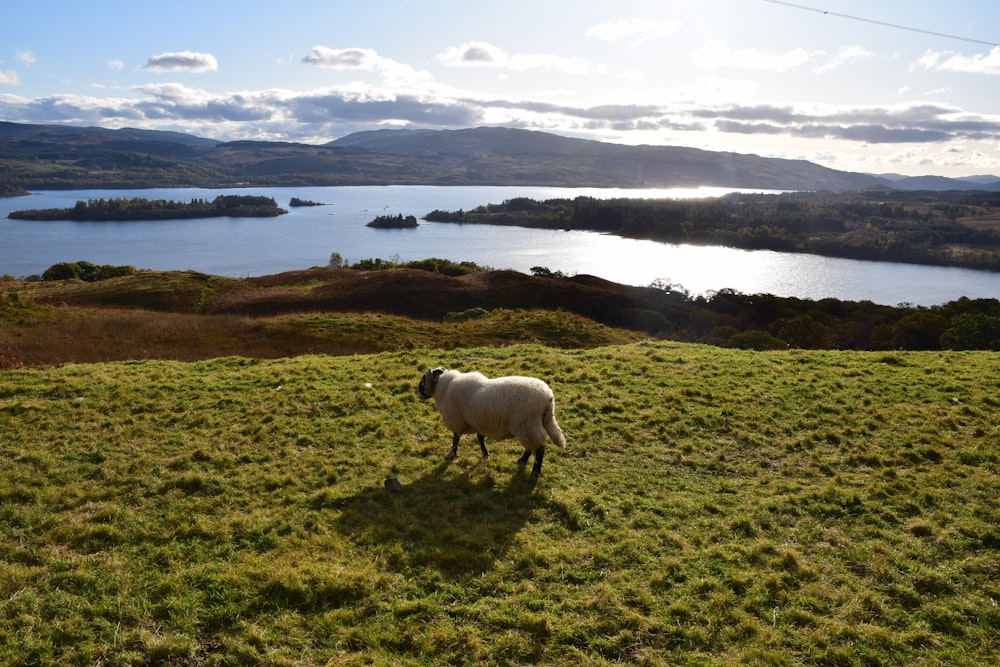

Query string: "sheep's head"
[417, 367, 446, 400]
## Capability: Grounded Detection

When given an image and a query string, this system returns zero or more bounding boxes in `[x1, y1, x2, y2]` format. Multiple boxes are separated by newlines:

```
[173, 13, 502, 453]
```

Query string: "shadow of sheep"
[326, 462, 570, 577]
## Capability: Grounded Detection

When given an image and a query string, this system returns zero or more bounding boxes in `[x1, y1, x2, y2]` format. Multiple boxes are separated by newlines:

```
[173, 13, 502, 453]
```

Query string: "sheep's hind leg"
[445, 433, 460, 460]
[516, 450, 531, 467]
[531, 446, 546, 477]
[477, 434, 490, 458]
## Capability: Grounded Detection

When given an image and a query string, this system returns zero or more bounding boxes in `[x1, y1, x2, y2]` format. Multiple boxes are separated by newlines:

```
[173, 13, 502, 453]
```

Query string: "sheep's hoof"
[444, 449, 457, 460]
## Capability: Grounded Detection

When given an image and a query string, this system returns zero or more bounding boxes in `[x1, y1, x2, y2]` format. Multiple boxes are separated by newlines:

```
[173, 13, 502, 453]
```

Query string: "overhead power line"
[761, 0, 999, 47]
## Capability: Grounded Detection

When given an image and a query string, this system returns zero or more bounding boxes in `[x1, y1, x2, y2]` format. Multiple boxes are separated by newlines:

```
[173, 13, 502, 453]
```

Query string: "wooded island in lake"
[7, 195, 287, 221]
[366, 213, 419, 228]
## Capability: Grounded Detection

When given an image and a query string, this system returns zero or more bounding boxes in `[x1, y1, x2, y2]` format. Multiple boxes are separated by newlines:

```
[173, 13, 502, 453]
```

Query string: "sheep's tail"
[544, 398, 566, 448]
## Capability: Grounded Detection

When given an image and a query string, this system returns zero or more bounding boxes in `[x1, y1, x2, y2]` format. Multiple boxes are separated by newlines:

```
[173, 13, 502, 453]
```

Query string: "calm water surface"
[2, 185, 998, 307]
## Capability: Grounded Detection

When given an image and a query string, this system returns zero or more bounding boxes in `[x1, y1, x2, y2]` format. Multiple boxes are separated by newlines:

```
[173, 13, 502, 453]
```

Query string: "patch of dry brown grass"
[0, 301, 643, 367]
[2, 308, 268, 365]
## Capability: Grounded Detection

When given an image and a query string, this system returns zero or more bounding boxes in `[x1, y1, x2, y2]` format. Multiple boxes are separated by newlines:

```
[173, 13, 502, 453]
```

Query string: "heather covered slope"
[3, 265, 1000, 369]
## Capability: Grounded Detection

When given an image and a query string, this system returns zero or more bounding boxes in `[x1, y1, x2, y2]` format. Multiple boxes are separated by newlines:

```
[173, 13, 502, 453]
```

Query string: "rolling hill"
[5, 120, 992, 192]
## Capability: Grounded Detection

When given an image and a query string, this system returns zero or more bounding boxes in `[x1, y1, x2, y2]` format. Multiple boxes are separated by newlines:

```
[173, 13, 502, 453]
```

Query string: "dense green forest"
[7, 195, 286, 221]
[426, 190, 1000, 272]
[669, 288, 1000, 351]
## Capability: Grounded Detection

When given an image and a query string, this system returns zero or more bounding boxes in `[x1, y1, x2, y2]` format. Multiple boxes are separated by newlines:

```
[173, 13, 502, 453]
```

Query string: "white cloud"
[436, 42, 598, 75]
[585, 18, 682, 43]
[3, 70, 999, 168]
[143, 51, 218, 73]
[915, 46, 1000, 75]
[303, 46, 381, 69]
[302, 46, 432, 87]
[16, 50, 37, 66]
[0, 90, 143, 123]
[135, 82, 214, 105]
[813, 45, 875, 73]
[674, 77, 761, 105]
[693, 40, 817, 72]
[436, 42, 507, 67]
[508, 53, 597, 75]
[0, 70, 19, 85]
[691, 101, 1000, 147]
[107, 59, 125, 71]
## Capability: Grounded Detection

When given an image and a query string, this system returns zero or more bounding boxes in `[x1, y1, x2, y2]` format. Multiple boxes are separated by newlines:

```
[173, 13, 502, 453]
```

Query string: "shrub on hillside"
[349, 257, 481, 276]
[404, 258, 480, 276]
[941, 313, 1000, 350]
[626, 308, 673, 334]
[350, 258, 396, 271]
[726, 329, 787, 350]
[530, 266, 566, 278]
[444, 307, 491, 322]
[42, 261, 138, 282]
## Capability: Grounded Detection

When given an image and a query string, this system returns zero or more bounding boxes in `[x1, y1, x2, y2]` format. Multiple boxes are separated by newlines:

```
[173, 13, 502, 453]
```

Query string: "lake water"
[2, 185, 999, 307]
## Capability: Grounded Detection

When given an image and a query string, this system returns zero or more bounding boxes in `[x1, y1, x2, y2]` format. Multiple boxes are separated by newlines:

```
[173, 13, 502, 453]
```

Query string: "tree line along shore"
[426, 190, 1000, 272]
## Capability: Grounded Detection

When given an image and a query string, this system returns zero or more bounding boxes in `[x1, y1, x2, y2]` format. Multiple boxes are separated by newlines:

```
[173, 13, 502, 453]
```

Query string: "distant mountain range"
[871, 172, 1000, 191]
[2, 121, 998, 192]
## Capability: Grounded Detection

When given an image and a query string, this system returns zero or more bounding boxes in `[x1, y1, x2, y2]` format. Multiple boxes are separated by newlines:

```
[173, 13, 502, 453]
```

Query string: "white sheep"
[417, 367, 566, 477]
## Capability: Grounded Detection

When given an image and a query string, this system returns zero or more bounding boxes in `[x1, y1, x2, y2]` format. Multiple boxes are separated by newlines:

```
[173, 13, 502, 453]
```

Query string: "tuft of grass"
[0, 343, 997, 665]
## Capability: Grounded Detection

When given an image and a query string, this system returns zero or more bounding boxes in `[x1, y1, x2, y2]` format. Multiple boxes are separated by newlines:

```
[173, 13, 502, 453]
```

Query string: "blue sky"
[2, 0, 999, 176]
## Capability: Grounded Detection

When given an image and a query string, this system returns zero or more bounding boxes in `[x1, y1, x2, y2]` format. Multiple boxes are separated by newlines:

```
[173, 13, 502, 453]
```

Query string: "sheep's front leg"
[445, 433, 460, 460]
[477, 434, 490, 458]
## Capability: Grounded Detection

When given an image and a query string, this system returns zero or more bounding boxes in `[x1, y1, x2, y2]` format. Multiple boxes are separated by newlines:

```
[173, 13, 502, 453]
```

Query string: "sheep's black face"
[417, 367, 445, 400]
[417, 371, 431, 400]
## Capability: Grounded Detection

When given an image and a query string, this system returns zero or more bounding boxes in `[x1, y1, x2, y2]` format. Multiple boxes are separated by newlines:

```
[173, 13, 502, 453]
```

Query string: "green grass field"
[1, 342, 998, 665]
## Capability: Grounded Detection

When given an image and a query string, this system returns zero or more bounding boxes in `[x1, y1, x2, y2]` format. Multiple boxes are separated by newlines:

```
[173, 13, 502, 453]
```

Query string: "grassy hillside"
[5, 267, 1000, 368]
[2, 342, 997, 665]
